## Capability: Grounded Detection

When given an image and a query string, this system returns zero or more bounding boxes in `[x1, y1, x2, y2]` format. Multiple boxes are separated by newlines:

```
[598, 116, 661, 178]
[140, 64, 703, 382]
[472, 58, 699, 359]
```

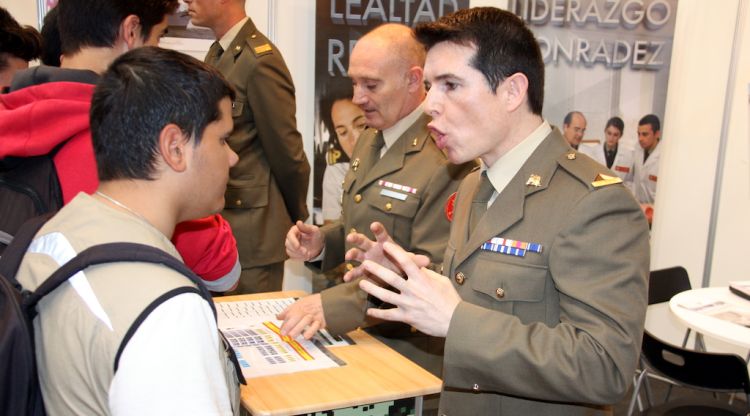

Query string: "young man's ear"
[159, 124, 190, 173]
[120, 14, 141, 50]
[501, 72, 529, 113]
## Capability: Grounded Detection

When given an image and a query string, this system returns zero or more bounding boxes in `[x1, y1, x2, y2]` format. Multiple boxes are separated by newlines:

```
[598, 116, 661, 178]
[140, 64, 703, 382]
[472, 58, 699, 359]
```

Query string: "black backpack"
[0, 215, 245, 416]
[0, 153, 63, 255]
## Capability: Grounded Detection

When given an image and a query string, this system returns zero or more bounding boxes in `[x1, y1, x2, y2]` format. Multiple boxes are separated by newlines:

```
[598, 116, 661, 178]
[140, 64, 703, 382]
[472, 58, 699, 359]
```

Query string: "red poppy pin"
[445, 192, 457, 222]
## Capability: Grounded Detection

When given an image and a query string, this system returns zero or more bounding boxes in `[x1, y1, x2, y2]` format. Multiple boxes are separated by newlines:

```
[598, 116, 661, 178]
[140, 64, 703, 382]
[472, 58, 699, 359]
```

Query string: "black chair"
[627, 330, 750, 415]
[634, 267, 695, 410]
[648, 267, 692, 305]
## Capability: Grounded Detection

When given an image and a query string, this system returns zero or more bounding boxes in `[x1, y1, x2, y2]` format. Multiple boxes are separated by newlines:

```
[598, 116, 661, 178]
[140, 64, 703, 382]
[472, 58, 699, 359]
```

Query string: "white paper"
[217, 298, 349, 378]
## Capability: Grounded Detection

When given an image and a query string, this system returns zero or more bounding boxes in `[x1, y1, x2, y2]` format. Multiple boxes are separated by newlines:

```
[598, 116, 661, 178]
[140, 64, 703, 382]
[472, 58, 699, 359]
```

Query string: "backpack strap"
[26, 242, 215, 316]
[0, 213, 55, 284]
[23, 242, 247, 385]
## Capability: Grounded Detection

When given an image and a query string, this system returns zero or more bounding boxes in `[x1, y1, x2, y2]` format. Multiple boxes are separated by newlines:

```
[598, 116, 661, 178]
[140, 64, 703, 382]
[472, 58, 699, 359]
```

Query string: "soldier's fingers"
[346, 232, 375, 251]
[302, 320, 321, 340]
[382, 242, 424, 284]
[359, 277, 402, 306]
[279, 310, 302, 335]
[366, 306, 404, 323]
[286, 314, 312, 339]
[412, 254, 431, 269]
[344, 247, 365, 263]
[370, 222, 392, 243]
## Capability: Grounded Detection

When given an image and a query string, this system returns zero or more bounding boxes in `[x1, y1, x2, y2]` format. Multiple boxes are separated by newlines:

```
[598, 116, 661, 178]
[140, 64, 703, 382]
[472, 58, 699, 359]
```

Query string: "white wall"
[648, 0, 749, 354]
[0, 0, 37, 27]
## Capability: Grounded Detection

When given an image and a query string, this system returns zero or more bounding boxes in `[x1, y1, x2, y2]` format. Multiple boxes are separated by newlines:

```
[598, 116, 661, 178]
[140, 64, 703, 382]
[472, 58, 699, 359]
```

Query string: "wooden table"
[215, 291, 442, 416]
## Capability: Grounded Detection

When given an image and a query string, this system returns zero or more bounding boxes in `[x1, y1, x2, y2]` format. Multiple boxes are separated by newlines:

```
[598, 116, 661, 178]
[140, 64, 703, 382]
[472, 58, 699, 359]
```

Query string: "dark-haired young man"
[344, 7, 650, 415]
[0, 0, 240, 291]
[16, 46, 241, 415]
[0, 6, 42, 90]
[633, 113, 662, 207]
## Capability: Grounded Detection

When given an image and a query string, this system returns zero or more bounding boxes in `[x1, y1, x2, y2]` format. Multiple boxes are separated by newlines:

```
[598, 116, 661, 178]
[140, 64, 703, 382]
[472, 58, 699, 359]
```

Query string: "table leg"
[414, 395, 423, 416]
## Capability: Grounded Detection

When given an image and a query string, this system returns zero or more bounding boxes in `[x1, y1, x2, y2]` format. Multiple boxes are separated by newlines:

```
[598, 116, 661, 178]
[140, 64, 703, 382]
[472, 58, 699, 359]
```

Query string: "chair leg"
[627, 368, 649, 416]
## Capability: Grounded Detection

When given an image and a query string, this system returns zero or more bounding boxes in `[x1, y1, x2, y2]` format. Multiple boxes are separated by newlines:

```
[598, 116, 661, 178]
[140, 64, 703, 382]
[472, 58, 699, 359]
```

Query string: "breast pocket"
[225, 180, 268, 209]
[468, 260, 548, 322]
[368, 193, 420, 247]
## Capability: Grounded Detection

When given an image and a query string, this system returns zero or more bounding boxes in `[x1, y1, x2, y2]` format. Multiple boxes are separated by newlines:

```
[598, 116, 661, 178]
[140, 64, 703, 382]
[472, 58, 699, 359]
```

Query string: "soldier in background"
[186, 0, 310, 293]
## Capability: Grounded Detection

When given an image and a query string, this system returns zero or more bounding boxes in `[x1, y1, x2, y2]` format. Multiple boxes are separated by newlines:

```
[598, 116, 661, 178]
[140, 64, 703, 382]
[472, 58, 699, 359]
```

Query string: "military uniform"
[439, 129, 649, 415]
[207, 18, 310, 293]
[316, 113, 475, 376]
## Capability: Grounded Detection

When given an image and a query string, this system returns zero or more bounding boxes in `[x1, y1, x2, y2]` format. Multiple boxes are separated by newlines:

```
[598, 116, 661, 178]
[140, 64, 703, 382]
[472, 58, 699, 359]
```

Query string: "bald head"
[348, 24, 426, 130]
[563, 111, 586, 149]
[360, 23, 426, 71]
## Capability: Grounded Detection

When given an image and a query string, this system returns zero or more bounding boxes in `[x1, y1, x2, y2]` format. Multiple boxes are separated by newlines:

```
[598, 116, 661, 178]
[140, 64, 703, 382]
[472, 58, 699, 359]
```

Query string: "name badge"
[380, 189, 408, 201]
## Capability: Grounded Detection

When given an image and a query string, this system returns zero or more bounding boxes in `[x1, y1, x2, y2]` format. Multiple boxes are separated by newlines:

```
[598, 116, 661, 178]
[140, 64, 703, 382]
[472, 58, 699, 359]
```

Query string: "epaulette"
[557, 151, 622, 190]
[247, 32, 273, 57]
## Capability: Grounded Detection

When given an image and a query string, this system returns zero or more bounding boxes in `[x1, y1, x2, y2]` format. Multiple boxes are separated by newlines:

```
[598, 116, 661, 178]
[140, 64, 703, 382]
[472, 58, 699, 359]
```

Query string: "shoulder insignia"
[591, 173, 623, 188]
[253, 43, 272, 55]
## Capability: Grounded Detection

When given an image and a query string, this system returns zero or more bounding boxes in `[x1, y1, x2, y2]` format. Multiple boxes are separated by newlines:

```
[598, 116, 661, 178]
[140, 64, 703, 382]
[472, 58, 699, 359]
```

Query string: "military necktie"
[207, 41, 224, 66]
[469, 171, 494, 233]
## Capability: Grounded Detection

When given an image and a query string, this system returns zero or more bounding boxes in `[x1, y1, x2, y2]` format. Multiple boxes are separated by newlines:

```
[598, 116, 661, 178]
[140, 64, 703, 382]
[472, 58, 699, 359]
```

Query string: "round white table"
[669, 286, 750, 349]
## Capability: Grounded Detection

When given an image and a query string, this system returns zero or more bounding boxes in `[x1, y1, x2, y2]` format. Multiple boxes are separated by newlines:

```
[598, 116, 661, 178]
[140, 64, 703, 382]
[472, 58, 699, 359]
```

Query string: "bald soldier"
[280, 23, 475, 378]
[563, 110, 587, 150]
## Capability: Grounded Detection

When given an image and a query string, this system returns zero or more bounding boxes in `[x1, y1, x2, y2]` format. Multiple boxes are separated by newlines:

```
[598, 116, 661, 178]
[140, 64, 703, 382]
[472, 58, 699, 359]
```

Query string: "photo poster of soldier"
[312, 0, 470, 225]
[513, 0, 679, 153]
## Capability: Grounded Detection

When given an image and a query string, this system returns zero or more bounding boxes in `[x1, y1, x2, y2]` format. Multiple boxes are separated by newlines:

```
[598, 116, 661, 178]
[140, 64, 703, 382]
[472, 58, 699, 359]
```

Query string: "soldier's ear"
[502, 72, 529, 113]
[406, 66, 424, 92]
[159, 124, 190, 173]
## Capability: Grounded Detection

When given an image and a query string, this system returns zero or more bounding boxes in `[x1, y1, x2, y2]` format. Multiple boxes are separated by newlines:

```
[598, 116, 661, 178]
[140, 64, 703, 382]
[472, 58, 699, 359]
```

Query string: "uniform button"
[234, 199, 242, 206]
[354, 194, 362, 203]
[346, 263, 354, 271]
[385, 202, 392, 211]
[410, 326, 417, 333]
[349, 228, 357, 234]
[472, 383, 479, 390]
[496, 288, 505, 298]
[455, 272, 465, 285]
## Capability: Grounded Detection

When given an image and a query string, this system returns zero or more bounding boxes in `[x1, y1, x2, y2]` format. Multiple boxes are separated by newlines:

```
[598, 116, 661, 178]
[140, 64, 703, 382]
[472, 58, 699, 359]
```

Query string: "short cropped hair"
[91, 47, 234, 181]
[605, 116, 625, 135]
[57, 0, 178, 55]
[0, 7, 42, 70]
[40, 7, 61, 66]
[638, 114, 661, 133]
[415, 7, 544, 115]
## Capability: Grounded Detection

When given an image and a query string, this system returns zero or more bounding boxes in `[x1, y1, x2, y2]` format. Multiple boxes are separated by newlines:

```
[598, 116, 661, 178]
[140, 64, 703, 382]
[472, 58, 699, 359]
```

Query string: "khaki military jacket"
[317, 114, 475, 376]
[439, 130, 649, 415]
[208, 18, 310, 267]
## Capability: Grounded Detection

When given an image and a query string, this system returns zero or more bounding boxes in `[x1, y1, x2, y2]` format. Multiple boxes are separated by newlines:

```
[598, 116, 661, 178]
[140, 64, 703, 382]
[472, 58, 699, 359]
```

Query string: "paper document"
[217, 298, 350, 378]
[679, 297, 750, 328]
